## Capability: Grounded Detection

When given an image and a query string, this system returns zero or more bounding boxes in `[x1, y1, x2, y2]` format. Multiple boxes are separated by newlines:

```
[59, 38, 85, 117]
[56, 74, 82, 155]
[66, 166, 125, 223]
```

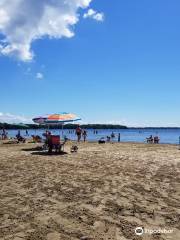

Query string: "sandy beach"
[0, 141, 180, 240]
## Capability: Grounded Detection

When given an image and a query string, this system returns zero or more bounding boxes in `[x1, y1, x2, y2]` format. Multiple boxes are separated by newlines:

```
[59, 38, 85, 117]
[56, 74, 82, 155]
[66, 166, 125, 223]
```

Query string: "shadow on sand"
[31, 151, 68, 156]
[21, 147, 43, 152]
[3, 141, 18, 145]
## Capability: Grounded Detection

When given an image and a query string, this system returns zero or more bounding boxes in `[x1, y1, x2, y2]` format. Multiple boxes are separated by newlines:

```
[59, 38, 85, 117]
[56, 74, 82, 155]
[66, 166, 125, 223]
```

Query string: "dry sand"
[0, 141, 180, 240]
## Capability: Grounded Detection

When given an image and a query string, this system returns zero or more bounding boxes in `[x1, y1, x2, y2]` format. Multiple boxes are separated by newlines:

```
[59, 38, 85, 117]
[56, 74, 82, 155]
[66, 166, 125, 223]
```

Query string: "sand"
[0, 141, 180, 240]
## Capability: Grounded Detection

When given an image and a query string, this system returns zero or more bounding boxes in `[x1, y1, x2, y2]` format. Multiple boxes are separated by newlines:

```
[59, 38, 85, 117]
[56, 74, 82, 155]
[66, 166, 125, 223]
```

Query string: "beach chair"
[48, 135, 66, 153]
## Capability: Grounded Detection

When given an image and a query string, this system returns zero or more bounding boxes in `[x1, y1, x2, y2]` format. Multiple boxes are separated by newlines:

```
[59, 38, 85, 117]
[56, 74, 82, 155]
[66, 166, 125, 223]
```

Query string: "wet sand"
[0, 141, 180, 240]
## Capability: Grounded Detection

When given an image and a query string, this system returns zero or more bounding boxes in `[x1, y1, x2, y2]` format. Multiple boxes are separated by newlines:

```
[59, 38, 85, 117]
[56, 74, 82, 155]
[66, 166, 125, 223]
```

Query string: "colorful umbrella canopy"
[32, 113, 81, 125]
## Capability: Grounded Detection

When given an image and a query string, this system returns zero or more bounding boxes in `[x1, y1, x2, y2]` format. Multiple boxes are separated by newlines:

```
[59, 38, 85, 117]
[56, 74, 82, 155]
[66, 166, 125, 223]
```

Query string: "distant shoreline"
[1, 122, 180, 130]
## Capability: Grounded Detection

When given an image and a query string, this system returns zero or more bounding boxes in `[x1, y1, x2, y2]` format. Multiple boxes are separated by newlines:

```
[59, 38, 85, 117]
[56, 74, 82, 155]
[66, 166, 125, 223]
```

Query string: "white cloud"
[83, 8, 104, 21]
[36, 72, 44, 80]
[0, 0, 99, 61]
[0, 112, 32, 124]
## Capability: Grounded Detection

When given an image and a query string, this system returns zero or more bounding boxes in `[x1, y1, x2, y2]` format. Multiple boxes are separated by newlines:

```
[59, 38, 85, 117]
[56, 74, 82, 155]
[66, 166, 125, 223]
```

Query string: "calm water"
[4, 128, 180, 144]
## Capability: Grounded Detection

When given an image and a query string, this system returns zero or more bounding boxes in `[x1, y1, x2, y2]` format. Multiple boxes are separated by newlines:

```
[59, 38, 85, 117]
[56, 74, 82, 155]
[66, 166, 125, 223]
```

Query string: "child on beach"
[82, 130, 87, 142]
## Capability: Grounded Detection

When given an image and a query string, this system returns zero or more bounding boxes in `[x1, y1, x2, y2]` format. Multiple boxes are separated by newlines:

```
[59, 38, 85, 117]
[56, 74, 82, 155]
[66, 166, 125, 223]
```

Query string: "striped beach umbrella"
[32, 113, 81, 125]
[45, 113, 81, 124]
[32, 115, 48, 125]
[32, 113, 81, 137]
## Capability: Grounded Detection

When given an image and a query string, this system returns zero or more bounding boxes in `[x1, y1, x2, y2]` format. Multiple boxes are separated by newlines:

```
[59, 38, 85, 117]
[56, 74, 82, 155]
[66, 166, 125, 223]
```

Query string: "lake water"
[5, 128, 180, 144]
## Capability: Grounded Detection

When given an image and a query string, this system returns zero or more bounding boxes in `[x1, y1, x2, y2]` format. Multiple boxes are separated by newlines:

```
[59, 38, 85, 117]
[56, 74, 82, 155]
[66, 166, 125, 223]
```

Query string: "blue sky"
[0, 0, 180, 126]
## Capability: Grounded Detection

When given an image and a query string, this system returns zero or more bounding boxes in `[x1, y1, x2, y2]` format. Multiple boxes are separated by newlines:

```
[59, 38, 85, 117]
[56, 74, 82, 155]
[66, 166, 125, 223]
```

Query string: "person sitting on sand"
[16, 130, 25, 143]
[98, 137, 106, 144]
[45, 131, 51, 144]
[146, 135, 153, 143]
[32, 135, 42, 143]
[154, 136, 160, 144]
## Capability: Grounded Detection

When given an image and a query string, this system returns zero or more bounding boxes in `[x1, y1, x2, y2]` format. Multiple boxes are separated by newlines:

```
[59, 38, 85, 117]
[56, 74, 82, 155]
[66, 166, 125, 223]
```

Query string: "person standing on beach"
[118, 133, 121, 142]
[76, 125, 82, 142]
[82, 130, 87, 142]
[111, 132, 115, 138]
[2, 128, 7, 140]
[17, 130, 21, 138]
[2, 128, 5, 140]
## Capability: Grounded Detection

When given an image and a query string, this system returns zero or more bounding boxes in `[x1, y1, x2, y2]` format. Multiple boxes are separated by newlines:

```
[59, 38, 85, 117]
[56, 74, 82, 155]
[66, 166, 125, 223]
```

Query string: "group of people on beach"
[75, 126, 87, 142]
[1, 127, 160, 145]
[0, 129, 29, 141]
[106, 132, 121, 142]
[75, 128, 121, 143]
[0, 127, 121, 143]
[147, 135, 160, 143]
